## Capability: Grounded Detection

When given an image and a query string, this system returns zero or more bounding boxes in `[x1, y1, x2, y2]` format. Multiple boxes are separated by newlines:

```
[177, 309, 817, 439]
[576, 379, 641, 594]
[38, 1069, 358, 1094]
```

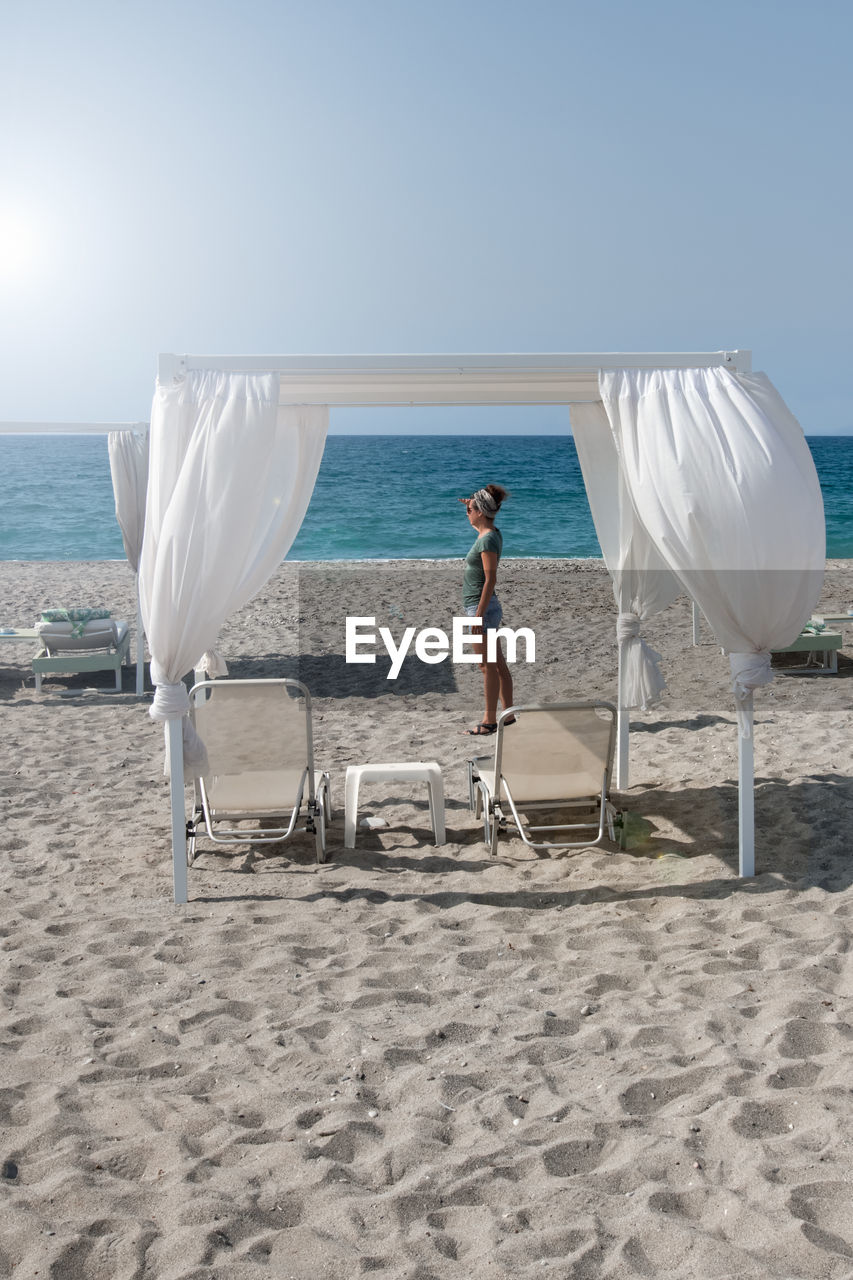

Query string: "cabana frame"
[155, 350, 758, 900]
[0, 421, 148, 434]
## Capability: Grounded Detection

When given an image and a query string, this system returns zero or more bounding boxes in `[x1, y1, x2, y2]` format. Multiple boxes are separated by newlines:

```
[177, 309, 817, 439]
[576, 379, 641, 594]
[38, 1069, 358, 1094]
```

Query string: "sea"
[1, 434, 852, 561]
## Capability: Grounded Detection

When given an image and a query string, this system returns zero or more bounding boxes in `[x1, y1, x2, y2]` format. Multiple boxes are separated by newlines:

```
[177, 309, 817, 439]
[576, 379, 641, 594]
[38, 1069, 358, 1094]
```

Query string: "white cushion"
[37, 619, 127, 652]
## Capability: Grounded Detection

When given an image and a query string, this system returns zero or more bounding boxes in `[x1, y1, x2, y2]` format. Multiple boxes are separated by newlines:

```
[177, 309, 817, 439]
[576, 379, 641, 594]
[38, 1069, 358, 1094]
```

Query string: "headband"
[470, 487, 498, 517]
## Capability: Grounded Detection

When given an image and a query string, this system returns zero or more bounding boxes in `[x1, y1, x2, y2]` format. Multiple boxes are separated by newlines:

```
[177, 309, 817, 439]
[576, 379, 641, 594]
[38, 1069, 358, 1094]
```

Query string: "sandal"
[465, 722, 497, 736]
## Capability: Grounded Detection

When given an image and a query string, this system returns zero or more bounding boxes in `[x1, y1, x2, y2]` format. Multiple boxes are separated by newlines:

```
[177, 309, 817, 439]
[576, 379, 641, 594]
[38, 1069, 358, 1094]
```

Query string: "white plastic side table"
[344, 762, 445, 848]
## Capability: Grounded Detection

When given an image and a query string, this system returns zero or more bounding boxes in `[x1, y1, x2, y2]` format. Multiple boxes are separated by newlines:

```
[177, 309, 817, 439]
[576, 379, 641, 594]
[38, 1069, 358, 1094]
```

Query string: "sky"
[1, 0, 851, 434]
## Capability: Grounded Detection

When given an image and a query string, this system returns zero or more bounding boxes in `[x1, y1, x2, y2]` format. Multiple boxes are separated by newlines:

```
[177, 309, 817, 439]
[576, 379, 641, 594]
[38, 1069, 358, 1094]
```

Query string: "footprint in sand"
[776, 1018, 843, 1059]
[789, 1182, 853, 1258]
[542, 1134, 606, 1177]
[619, 1066, 718, 1115]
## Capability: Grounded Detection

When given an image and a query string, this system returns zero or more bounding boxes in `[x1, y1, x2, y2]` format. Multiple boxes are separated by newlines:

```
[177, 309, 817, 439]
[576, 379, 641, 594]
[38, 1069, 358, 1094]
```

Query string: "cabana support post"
[739, 695, 756, 877]
[616, 643, 630, 790]
[166, 718, 188, 904]
[136, 576, 145, 696]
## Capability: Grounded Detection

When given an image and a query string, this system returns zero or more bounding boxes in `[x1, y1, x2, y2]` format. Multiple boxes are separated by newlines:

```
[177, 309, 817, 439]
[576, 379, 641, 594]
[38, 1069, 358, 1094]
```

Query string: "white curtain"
[600, 367, 825, 733]
[108, 428, 149, 572]
[138, 371, 328, 759]
[572, 402, 681, 709]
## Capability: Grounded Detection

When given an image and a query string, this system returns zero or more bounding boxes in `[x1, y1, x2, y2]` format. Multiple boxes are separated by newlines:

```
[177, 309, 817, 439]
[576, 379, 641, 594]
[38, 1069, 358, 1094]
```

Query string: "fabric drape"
[108, 429, 150, 572]
[572, 401, 681, 709]
[599, 367, 825, 734]
[138, 371, 328, 764]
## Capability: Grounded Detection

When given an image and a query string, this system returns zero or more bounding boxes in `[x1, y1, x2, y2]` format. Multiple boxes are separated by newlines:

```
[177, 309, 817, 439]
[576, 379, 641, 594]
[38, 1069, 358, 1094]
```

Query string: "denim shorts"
[465, 597, 503, 630]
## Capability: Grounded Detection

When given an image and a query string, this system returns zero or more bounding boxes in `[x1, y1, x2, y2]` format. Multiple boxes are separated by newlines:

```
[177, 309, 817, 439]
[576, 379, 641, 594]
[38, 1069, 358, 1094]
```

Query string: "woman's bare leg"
[481, 639, 514, 724]
[482, 663, 500, 724]
[496, 643, 514, 714]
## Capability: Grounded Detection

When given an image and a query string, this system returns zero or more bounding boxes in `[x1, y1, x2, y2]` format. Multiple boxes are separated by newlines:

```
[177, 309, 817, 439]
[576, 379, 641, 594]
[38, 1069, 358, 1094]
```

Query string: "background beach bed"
[2, 557, 853, 1276]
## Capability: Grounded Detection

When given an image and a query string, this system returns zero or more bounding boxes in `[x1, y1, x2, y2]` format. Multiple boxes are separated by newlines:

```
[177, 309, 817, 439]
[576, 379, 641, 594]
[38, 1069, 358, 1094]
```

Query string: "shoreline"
[3, 555, 853, 567]
[0, 554, 613, 567]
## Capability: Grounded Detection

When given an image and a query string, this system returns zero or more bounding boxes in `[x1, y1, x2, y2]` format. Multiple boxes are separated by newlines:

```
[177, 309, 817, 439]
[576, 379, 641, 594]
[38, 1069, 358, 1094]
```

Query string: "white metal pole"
[166, 718, 188, 904]
[738, 693, 755, 877]
[135, 575, 145, 696]
[691, 601, 701, 646]
[616, 641, 629, 790]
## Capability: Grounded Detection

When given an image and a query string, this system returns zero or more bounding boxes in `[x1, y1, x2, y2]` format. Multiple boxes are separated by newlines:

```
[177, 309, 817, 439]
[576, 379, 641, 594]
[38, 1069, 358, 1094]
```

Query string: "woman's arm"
[476, 550, 499, 616]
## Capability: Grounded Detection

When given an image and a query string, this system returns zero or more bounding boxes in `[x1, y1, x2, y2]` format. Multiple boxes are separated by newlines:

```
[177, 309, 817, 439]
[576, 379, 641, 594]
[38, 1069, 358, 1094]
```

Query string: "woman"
[460, 484, 514, 735]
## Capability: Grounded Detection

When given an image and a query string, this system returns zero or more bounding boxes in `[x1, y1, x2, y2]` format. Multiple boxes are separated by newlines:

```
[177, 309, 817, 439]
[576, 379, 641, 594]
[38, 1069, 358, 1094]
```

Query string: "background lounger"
[32, 619, 131, 692]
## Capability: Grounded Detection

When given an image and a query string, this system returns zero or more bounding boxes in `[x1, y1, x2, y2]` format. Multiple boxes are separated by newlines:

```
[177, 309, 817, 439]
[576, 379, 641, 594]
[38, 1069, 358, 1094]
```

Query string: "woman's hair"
[470, 483, 509, 518]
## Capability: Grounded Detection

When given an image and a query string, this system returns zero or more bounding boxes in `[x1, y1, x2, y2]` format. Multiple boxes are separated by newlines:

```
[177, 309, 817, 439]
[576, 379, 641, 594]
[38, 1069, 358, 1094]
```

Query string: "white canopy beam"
[157, 352, 751, 406]
[0, 421, 148, 434]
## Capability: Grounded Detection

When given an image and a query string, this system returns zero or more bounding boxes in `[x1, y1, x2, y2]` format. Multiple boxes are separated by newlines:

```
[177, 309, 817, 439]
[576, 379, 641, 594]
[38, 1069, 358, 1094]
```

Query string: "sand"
[2, 557, 853, 1279]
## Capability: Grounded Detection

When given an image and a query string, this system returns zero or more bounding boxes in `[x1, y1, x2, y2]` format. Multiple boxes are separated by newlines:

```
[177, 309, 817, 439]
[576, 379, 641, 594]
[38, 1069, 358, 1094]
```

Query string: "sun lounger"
[32, 618, 131, 691]
[186, 677, 332, 864]
[467, 701, 619, 856]
[771, 627, 843, 674]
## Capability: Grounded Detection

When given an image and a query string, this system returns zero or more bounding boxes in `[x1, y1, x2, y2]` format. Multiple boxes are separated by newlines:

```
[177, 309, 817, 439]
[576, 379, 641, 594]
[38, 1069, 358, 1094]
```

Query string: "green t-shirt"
[462, 527, 503, 608]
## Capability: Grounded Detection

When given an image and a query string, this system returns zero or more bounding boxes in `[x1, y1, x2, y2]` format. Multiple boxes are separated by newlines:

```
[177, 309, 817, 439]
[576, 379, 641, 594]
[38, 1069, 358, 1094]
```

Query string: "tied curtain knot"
[729, 651, 772, 738]
[148, 674, 209, 779]
[148, 677, 190, 720]
[616, 612, 642, 644]
[616, 612, 666, 711]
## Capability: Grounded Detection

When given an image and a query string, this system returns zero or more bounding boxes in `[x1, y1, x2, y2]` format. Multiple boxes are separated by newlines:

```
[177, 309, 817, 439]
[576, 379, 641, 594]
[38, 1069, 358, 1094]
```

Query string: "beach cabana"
[143, 352, 824, 902]
[107, 426, 149, 695]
